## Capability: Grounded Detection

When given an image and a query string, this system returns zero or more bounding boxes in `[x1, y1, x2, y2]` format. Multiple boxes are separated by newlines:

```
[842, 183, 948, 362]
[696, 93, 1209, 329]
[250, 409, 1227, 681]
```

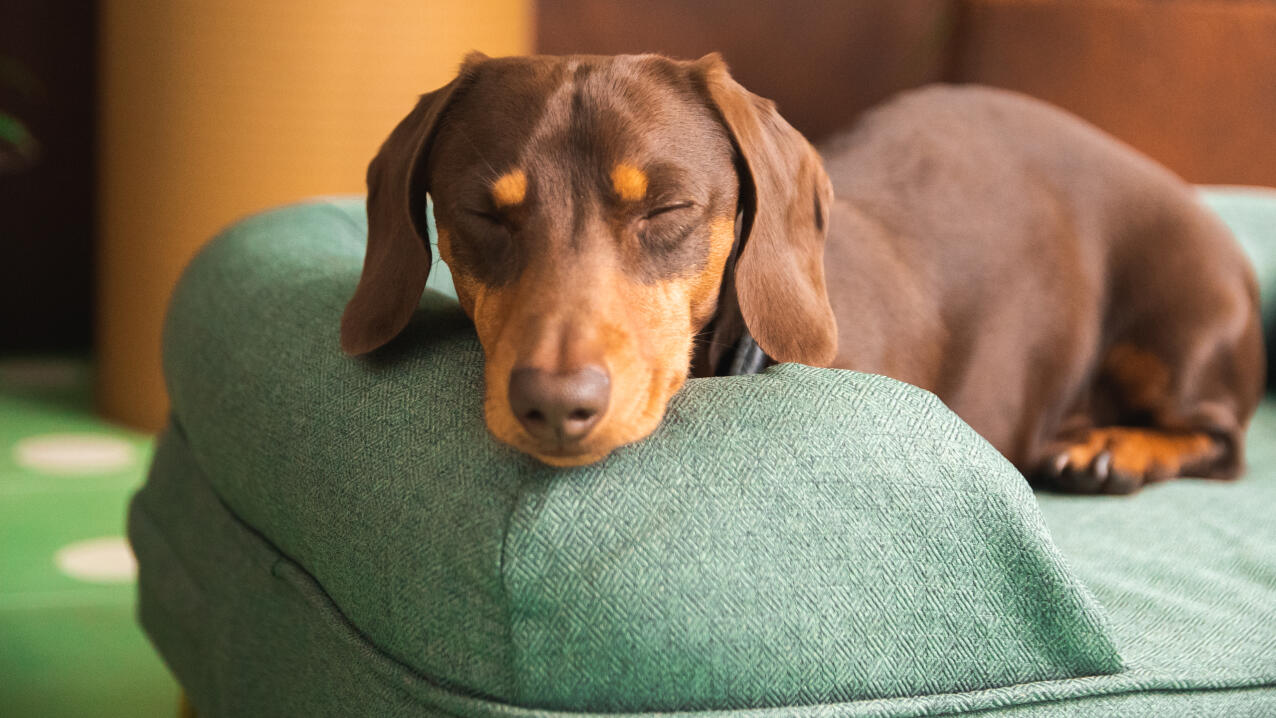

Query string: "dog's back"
[817, 85, 1264, 490]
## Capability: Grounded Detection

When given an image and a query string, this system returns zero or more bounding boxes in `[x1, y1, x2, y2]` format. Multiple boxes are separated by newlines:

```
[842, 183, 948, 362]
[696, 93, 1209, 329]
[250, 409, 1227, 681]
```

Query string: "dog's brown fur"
[342, 53, 1265, 492]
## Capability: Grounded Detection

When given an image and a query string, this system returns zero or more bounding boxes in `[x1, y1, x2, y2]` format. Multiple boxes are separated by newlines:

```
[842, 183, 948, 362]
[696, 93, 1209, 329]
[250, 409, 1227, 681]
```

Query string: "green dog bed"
[130, 188, 1276, 716]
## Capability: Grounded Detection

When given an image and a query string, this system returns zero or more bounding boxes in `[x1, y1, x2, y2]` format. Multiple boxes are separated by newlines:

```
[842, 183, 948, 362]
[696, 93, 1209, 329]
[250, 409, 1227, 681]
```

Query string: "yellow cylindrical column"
[97, 1, 532, 430]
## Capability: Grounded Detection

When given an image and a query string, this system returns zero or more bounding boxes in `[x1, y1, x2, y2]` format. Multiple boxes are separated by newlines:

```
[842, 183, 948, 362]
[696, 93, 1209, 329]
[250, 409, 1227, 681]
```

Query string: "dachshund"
[341, 52, 1265, 493]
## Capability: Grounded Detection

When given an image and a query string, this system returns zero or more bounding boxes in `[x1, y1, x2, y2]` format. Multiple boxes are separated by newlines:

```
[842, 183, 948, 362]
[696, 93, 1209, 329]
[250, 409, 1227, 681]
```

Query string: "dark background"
[1, 2, 97, 353]
[5, 0, 1276, 354]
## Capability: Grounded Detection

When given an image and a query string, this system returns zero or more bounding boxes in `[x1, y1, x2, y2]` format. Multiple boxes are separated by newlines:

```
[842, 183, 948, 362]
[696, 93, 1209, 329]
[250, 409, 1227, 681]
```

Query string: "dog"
[341, 52, 1265, 493]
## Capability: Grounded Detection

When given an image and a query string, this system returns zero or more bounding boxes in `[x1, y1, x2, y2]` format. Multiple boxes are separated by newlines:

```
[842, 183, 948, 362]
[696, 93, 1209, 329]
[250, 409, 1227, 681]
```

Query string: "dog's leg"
[1037, 331, 1259, 494]
[1039, 425, 1228, 494]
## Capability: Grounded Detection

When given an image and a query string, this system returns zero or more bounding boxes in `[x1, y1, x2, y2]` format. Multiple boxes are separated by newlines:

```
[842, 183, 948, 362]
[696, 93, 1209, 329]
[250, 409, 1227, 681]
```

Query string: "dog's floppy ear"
[340, 53, 485, 356]
[694, 54, 837, 366]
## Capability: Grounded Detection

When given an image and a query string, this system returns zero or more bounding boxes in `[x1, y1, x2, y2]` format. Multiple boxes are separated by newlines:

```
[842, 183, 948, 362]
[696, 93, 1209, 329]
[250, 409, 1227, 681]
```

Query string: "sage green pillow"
[156, 198, 1122, 712]
[1199, 187, 1276, 388]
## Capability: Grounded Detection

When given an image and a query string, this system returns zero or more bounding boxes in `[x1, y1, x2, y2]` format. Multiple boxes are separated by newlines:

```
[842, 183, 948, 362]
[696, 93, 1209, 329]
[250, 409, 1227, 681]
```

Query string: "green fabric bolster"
[129, 188, 1276, 716]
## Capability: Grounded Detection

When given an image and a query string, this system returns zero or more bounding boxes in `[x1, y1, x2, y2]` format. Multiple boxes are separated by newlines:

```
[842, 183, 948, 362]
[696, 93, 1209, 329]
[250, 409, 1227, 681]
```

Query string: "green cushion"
[1200, 187, 1276, 386]
[1200, 187, 1276, 318]
[130, 188, 1276, 716]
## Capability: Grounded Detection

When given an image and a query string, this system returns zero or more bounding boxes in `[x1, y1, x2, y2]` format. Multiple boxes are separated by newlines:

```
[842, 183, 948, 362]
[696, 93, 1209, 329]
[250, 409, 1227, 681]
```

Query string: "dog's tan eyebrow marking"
[610, 163, 648, 202]
[490, 170, 527, 207]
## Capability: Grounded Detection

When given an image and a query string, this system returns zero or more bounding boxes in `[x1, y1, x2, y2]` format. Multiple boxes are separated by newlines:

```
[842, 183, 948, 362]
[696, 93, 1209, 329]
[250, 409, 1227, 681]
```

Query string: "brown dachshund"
[341, 53, 1265, 493]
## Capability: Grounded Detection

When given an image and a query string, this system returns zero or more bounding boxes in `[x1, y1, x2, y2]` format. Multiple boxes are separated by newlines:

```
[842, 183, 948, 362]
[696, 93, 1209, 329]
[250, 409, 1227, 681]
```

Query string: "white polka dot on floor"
[14, 433, 137, 474]
[55, 537, 138, 583]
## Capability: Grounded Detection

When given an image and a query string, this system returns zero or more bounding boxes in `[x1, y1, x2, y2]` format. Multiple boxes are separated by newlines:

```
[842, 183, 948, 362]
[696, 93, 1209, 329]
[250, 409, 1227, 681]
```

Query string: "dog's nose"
[508, 366, 610, 444]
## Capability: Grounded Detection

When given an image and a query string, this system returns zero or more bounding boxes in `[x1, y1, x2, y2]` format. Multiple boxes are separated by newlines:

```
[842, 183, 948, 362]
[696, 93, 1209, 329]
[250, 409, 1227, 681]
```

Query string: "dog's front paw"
[1037, 427, 1222, 494]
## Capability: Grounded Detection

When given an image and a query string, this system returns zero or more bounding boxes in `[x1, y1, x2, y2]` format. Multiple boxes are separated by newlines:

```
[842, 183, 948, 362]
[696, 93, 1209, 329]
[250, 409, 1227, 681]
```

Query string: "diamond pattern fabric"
[130, 191, 1276, 716]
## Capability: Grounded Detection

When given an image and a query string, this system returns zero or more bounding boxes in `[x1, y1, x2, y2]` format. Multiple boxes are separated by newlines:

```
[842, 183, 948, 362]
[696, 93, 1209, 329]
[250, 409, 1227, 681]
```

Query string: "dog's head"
[341, 53, 836, 466]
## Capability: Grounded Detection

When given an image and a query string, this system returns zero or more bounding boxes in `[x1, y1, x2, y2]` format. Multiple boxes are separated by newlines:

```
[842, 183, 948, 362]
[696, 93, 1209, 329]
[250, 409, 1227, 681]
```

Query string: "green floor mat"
[0, 357, 178, 718]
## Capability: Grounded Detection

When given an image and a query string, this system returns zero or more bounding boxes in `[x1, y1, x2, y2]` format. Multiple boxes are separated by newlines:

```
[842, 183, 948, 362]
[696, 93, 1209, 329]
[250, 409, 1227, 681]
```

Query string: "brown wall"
[538, 0, 959, 143]
[97, 1, 532, 430]
[950, 0, 1276, 186]
[538, 0, 1276, 186]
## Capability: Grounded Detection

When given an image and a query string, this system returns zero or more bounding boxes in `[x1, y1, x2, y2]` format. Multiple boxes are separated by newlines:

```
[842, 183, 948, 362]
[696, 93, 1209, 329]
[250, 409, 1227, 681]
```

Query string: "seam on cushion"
[146, 418, 481, 713]
[129, 502, 218, 713]
[267, 558, 491, 717]
[927, 682, 1276, 718]
[169, 464, 488, 715]
[131, 497, 212, 602]
[133, 420, 239, 597]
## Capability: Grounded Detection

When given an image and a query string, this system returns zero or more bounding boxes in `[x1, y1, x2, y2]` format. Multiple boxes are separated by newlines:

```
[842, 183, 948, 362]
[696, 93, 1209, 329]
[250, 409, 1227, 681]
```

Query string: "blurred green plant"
[0, 55, 41, 174]
[0, 112, 39, 173]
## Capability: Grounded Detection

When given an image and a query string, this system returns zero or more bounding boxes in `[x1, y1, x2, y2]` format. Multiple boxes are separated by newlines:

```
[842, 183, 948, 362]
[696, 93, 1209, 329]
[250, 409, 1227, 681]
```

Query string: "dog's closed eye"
[467, 209, 507, 226]
[636, 202, 699, 249]
[464, 207, 521, 238]
[644, 201, 696, 220]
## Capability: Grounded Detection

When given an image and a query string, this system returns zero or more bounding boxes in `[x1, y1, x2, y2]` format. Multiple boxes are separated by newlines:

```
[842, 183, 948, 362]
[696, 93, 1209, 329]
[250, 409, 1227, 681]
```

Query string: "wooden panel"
[953, 0, 1276, 185]
[537, 0, 958, 142]
[97, 0, 533, 430]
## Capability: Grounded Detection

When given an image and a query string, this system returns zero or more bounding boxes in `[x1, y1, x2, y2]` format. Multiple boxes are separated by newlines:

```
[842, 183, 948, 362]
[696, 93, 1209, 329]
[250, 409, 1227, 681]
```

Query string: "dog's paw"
[1037, 427, 1221, 494]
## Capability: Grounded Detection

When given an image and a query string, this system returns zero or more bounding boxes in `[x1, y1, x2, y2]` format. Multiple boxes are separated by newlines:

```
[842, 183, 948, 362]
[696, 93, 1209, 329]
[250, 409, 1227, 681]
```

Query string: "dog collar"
[727, 331, 769, 376]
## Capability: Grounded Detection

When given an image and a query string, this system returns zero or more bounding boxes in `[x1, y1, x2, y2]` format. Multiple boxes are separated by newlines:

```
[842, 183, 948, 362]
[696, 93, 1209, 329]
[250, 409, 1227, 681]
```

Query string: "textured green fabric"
[150, 200, 1121, 710]
[1200, 188, 1276, 323]
[1200, 187, 1276, 386]
[131, 189, 1276, 716]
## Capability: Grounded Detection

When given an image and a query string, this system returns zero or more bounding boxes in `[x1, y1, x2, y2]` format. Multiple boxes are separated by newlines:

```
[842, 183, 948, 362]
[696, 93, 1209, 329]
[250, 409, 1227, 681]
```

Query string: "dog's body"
[749, 85, 1265, 491]
[343, 54, 1265, 492]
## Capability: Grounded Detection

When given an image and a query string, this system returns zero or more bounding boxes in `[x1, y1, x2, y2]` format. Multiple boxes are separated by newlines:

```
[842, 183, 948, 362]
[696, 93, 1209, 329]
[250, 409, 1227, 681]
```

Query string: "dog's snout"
[508, 366, 611, 445]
